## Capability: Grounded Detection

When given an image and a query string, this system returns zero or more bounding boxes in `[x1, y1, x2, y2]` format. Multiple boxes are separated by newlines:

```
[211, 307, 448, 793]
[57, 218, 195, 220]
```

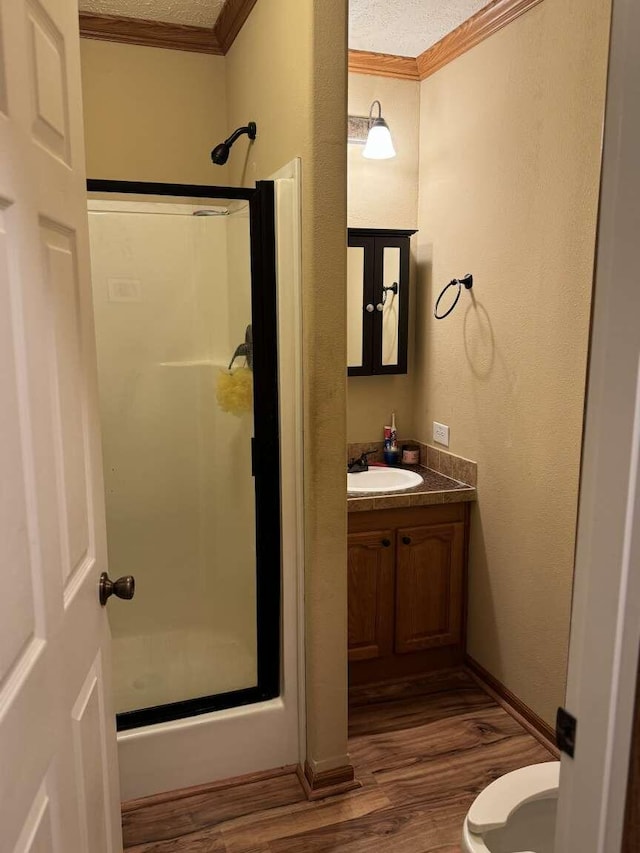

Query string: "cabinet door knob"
[376, 303, 384, 312]
[402, 536, 412, 545]
[381, 538, 391, 547]
[365, 303, 375, 313]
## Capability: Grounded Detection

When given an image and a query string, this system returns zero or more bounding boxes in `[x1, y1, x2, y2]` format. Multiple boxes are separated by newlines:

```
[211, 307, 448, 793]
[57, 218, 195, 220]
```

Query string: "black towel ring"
[434, 274, 473, 320]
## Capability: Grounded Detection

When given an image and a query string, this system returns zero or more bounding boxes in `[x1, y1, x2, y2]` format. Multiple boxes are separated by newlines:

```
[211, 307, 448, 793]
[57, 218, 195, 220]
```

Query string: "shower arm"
[224, 123, 257, 148]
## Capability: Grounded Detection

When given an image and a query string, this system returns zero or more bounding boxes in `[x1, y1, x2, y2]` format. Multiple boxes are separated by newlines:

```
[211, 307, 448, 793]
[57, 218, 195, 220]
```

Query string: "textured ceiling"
[78, 0, 226, 28]
[349, 0, 489, 57]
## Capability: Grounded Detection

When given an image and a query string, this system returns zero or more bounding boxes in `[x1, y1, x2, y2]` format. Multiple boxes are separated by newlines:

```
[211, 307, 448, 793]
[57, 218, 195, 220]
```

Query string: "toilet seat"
[467, 761, 560, 834]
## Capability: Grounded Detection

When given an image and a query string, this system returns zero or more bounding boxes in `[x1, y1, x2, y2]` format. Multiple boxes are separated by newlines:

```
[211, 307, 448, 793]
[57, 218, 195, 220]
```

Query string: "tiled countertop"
[347, 464, 476, 513]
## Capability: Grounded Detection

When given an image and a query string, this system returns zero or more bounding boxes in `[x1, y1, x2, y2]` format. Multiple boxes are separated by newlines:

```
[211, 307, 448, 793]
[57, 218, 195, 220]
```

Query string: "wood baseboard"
[121, 764, 299, 812]
[464, 655, 559, 758]
[297, 761, 360, 801]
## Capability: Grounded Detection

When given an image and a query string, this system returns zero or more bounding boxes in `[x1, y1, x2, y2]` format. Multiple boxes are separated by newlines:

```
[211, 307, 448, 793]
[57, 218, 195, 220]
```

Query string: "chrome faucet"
[347, 449, 377, 473]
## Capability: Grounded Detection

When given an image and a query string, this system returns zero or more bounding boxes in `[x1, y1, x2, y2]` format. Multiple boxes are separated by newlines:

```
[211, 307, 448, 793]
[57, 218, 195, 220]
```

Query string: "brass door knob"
[99, 572, 135, 606]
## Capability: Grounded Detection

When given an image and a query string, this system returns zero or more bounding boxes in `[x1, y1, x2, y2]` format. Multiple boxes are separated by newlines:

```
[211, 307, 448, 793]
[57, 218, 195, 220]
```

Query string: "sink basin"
[347, 467, 424, 494]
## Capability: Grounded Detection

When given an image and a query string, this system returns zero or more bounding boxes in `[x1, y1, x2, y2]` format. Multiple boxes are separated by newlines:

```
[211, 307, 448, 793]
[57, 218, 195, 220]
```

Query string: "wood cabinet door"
[395, 523, 464, 654]
[347, 530, 395, 662]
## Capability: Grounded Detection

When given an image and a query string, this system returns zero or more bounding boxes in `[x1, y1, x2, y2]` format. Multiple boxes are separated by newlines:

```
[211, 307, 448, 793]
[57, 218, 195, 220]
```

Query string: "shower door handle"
[99, 572, 136, 606]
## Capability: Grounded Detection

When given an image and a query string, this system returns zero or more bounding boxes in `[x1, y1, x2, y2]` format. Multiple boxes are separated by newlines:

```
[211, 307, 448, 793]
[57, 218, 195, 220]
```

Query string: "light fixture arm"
[368, 100, 383, 125]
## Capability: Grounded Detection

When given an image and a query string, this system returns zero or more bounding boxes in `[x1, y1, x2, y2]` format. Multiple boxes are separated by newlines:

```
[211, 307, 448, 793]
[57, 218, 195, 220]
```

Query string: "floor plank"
[125, 831, 227, 853]
[123, 669, 556, 852]
[350, 706, 528, 777]
[221, 788, 391, 853]
[265, 796, 468, 853]
[380, 734, 551, 806]
[123, 773, 305, 848]
[348, 670, 495, 738]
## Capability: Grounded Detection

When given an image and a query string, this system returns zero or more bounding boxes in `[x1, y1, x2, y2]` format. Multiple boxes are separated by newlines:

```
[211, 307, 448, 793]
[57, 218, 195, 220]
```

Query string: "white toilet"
[461, 762, 560, 853]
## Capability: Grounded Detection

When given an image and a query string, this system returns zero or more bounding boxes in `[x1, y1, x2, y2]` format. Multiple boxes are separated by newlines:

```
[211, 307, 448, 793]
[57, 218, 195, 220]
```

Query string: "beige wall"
[415, 0, 611, 724]
[80, 40, 228, 184]
[225, 0, 349, 773]
[347, 74, 420, 443]
[348, 75, 419, 230]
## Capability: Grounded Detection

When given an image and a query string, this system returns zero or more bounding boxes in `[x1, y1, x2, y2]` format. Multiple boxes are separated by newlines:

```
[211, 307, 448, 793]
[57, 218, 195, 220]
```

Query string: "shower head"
[211, 122, 257, 166]
[211, 142, 231, 166]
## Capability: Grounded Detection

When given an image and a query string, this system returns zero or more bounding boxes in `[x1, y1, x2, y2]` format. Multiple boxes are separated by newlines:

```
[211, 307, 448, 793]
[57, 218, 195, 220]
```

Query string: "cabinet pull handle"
[365, 303, 375, 313]
[381, 538, 391, 547]
[402, 536, 412, 545]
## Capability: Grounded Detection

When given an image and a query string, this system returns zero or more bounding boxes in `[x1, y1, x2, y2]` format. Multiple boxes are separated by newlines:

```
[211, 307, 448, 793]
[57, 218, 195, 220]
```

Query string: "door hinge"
[556, 706, 577, 758]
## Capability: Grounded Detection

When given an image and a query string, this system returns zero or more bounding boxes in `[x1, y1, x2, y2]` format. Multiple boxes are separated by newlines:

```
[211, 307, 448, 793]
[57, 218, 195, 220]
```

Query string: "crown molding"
[348, 49, 419, 81]
[213, 0, 259, 53]
[80, 0, 257, 56]
[79, 0, 259, 56]
[348, 0, 544, 83]
[79, 0, 544, 71]
[416, 0, 545, 80]
[78, 12, 223, 55]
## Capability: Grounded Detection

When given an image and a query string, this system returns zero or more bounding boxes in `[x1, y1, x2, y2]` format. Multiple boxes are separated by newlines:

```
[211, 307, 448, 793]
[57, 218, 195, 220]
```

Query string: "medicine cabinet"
[347, 228, 417, 376]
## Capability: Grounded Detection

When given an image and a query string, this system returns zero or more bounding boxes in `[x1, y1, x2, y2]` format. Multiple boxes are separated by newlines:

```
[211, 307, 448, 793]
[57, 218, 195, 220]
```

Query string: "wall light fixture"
[348, 100, 396, 160]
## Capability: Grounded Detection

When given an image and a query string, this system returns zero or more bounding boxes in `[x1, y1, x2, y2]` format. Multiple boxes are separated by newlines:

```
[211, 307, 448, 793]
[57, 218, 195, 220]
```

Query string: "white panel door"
[554, 0, 639, 849]
[0, 0, 122, 851]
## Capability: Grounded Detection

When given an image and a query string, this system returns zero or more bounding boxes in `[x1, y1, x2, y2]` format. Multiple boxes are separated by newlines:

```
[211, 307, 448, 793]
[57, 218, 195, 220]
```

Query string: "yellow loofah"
[216, 367, 253, 416]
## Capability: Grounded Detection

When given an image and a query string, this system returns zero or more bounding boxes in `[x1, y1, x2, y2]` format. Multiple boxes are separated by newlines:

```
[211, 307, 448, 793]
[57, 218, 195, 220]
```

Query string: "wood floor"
[122, 669, 553, 852]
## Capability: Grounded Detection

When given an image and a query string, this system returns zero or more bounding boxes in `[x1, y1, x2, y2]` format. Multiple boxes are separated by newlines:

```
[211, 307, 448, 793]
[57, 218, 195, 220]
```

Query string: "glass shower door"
[86, 182, 280, 729]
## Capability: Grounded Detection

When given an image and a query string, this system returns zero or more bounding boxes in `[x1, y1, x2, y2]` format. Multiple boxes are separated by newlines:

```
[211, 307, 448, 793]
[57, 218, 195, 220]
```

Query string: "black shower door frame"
[86, 180, 281, 731]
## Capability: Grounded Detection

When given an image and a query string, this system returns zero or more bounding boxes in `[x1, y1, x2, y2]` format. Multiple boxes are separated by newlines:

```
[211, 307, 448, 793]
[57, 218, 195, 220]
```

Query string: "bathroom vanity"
[347, 459, 475, 687]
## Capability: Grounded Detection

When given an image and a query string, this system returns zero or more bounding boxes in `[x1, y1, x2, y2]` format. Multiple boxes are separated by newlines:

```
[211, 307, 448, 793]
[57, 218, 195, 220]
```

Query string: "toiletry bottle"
[384, 412, 400, 465]
[383, 424, 392, 450]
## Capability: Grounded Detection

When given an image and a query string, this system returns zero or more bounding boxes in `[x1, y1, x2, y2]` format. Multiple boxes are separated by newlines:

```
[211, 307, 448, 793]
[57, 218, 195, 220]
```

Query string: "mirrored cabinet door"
[347, 236, 372, 371]
[380, 246, 401, 368]
[347, 228, 416, 376]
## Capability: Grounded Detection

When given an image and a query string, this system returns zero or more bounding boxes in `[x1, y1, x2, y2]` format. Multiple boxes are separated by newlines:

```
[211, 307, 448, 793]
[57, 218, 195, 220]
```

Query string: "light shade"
[363, 119, 396, 159]
[362, 100, 396, 160]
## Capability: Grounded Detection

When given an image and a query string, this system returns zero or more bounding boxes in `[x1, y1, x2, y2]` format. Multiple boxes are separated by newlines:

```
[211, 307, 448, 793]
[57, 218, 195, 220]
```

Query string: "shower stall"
[86, 170, 302, 798]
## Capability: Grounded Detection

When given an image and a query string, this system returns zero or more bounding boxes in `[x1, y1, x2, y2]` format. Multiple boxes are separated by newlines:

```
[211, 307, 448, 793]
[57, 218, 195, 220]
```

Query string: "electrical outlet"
[433, 421, 450, 447]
